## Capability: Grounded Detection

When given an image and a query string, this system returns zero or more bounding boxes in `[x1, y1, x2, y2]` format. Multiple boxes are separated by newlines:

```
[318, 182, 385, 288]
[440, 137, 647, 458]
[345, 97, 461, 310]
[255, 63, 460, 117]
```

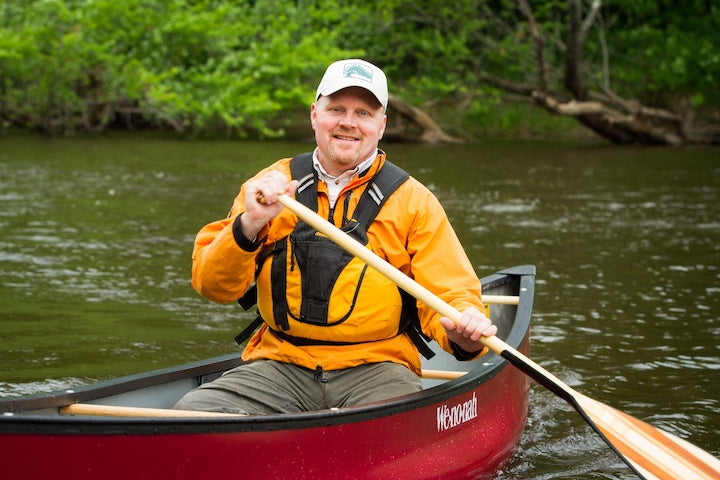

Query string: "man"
[175, 59, 496, 414]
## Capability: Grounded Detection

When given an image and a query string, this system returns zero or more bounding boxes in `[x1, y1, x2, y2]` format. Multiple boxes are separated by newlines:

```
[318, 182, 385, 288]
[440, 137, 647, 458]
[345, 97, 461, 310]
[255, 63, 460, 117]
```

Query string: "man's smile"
[333, 134, 359, 142]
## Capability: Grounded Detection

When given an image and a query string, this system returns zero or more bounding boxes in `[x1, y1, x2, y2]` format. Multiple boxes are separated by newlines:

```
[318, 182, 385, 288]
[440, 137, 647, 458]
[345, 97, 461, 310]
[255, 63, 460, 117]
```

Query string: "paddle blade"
[576, 394, 720, 480]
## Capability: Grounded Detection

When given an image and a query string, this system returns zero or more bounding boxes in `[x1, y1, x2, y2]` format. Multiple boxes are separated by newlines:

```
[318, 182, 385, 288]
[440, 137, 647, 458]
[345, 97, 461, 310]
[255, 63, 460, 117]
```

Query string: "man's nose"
[338, 112, 356, 127]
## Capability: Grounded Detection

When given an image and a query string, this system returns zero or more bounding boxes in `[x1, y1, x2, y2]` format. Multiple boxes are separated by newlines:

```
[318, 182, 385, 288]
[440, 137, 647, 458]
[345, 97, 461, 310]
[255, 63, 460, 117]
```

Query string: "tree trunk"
[564, 0, 586, 99]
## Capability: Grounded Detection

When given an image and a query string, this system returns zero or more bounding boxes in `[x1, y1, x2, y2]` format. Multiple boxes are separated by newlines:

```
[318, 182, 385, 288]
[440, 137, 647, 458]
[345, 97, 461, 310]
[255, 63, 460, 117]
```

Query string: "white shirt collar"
[311, 148, 378, 207]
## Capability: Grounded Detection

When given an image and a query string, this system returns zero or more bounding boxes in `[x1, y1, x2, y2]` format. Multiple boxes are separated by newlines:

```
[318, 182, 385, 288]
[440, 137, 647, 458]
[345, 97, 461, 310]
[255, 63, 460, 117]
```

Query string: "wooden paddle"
[276, 193, 720, 480]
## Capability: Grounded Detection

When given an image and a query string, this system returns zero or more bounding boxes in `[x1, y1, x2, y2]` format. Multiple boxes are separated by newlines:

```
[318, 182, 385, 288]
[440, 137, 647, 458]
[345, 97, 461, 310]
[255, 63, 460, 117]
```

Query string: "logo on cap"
[343, 63, 373, 83]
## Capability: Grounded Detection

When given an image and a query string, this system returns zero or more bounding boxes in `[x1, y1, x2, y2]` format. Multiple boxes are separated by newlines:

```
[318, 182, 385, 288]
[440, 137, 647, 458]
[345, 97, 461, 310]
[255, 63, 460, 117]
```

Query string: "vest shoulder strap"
[289, 152, 317, 212]
[288, 152, 410, 232]
[352, 160, 409, 230]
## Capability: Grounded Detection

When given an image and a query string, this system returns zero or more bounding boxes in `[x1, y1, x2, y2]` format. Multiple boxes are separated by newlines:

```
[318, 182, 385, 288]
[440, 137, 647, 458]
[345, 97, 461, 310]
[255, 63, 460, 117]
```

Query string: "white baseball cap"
[315, 59, 388, 110]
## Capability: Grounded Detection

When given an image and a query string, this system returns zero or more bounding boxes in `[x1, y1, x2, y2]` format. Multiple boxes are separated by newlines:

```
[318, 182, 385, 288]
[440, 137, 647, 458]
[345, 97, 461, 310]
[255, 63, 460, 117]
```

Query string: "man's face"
[311, 87, 387, 176]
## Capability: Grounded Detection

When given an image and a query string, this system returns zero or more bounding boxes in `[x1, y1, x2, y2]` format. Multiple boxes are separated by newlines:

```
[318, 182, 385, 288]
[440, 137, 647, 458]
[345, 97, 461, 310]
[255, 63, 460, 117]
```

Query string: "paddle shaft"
[276, 194, 571, 393]
[276, 193, 720, 480]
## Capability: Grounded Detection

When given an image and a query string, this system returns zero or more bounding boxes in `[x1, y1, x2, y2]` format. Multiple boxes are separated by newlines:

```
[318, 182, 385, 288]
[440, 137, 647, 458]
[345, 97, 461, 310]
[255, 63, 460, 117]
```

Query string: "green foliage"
[0, 0, 717, 137]
[0, 0, 351, 136]
[597, 0, 720, 106]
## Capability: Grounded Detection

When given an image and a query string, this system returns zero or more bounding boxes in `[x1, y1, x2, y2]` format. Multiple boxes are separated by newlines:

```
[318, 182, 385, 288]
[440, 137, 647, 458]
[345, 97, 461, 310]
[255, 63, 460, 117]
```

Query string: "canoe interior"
[1, 265, 534, 417]
[1, 265, 533, 418]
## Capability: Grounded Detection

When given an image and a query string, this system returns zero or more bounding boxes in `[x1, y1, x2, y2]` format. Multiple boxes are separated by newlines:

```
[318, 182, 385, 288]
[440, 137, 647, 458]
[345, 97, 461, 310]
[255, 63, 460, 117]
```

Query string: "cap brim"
[317, 82, 386, 108]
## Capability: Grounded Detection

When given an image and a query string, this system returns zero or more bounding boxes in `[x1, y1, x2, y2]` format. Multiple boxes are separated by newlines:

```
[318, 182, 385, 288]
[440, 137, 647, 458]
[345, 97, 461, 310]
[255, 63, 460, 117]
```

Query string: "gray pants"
[174, 360, 423, 415]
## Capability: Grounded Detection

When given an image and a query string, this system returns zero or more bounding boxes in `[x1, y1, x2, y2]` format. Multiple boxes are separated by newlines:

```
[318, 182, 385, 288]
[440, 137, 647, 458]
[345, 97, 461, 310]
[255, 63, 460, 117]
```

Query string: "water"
[1, 135, 718, 478]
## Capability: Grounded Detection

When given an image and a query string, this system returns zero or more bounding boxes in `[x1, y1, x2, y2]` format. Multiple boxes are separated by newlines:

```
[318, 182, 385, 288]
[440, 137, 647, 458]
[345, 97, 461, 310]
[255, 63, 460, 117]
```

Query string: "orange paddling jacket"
[191, 152, 487, 375]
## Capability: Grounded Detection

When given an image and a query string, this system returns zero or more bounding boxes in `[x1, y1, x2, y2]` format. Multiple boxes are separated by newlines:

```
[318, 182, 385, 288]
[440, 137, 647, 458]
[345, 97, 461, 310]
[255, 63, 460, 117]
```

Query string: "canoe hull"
[5, 367, 526, 479]
[0, 265, 535, 480]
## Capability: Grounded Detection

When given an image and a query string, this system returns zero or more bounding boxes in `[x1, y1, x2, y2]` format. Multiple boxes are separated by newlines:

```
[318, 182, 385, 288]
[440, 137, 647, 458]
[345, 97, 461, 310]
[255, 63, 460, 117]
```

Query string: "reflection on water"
[1, 136, 718, 478]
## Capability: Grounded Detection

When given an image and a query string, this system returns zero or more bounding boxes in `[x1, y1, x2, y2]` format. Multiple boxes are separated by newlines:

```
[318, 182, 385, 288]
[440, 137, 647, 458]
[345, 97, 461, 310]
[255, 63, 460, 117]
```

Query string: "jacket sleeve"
[191, 159, 292, 303]
[191, 193, 263, 303]
[401, 181, 487, 358]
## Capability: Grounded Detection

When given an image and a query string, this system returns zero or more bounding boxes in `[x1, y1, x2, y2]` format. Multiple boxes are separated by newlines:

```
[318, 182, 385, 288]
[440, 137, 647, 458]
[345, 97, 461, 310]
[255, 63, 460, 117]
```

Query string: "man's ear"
[378, 114, 387, 140]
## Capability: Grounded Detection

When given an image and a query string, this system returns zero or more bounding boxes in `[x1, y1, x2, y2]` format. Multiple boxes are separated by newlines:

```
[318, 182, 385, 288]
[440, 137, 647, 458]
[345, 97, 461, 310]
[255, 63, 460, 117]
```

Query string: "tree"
[356, 0, 720, 144]
[1, 1, 718, 144]
[505, 0, 719, 144]
[0, 0, 352, 137]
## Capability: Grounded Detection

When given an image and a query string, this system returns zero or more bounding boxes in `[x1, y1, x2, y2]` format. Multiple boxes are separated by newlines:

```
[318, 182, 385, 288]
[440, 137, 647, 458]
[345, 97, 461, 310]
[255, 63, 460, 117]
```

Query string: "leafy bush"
[1, 0, 717, 138]
[0, 0, 351, 136]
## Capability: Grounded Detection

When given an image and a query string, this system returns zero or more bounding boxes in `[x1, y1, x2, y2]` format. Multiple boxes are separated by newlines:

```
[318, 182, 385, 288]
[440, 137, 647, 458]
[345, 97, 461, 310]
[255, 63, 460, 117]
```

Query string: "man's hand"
[439, 306, 497, 354]
[241, 171, 298, 240]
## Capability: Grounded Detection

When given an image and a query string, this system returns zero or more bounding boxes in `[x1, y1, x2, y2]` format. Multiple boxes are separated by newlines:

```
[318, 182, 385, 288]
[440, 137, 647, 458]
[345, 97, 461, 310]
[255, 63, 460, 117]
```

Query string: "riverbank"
[1, 101, 602, 145]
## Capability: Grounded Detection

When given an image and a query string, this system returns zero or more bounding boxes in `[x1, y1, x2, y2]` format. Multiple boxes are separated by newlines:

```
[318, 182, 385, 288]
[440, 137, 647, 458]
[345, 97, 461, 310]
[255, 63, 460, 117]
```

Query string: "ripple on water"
[628, 355, 720, 371]
[498, 388, 636, 479]
[530, 324, 567, 343]
[481, 201, 537, 214]
[0, 378, 91, 399]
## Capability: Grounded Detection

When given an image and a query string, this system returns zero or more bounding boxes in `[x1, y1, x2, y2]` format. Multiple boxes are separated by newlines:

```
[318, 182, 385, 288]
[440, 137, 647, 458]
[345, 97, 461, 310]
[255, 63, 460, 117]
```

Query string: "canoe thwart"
[60, 403, 245, 418]
[482, 295, 519, 305]
[420, 370, 467, 380]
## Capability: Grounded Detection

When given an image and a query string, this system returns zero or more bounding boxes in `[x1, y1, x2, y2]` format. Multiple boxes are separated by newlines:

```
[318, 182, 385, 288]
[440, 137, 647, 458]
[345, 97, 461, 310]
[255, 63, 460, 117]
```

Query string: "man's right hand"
[241, 171, 298, 240]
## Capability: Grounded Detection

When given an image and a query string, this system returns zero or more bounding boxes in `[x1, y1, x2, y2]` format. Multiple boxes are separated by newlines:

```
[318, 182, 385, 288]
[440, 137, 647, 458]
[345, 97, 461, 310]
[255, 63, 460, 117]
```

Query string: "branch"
[516, 0, 548, 92]
[596, 14, 612, 92]
[480, 74, 537, 96]
[579, 0, 602, 46]
[588, 91, 680, 122]
[387, 94, 464, 144]
[532, 92, 606, 115]
[532, 91, 683, 145]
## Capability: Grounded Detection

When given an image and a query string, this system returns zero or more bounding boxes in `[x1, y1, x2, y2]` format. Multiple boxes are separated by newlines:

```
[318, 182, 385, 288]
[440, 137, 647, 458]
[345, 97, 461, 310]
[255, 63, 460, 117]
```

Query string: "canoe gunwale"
[0, 265, 535, 436]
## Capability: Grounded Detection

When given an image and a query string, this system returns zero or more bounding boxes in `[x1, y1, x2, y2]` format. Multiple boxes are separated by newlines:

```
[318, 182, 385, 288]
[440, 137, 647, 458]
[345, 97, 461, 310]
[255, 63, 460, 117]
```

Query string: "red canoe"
[0, 265, 535, 480]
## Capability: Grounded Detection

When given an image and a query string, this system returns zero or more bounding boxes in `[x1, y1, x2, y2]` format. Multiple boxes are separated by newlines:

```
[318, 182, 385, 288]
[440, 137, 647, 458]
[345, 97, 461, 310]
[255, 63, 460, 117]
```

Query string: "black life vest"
[235, 153, 435, 359]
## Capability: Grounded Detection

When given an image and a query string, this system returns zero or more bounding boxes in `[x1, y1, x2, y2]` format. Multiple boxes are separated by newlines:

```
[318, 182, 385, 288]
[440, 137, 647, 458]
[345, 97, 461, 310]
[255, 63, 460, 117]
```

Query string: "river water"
[1, 135, 718, 478]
